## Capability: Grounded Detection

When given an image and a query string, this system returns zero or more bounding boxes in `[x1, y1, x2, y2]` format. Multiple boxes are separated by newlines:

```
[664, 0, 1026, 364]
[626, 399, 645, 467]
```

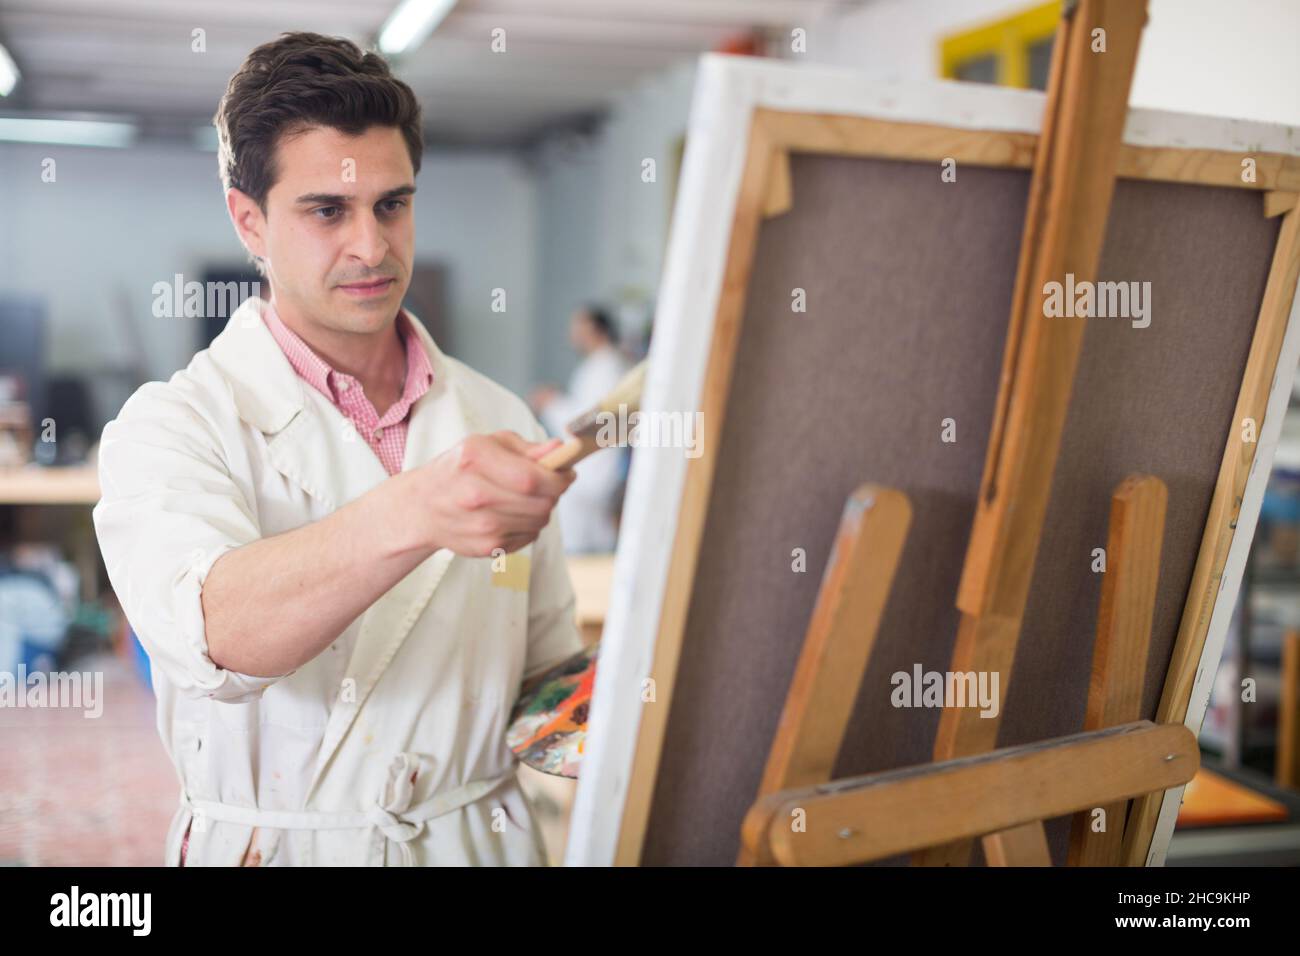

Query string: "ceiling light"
[0, 117, 136, 148]
[378, 0, 458, 55]
[0, 43, 19, 97]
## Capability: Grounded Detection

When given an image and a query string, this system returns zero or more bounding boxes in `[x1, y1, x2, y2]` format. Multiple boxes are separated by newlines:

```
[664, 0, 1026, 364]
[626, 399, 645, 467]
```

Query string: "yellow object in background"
[939, 1, 1061, 90]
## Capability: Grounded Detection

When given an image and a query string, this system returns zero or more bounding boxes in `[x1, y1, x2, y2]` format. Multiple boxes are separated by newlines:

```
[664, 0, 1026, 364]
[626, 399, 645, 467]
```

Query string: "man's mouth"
[336, 277, 395, 298]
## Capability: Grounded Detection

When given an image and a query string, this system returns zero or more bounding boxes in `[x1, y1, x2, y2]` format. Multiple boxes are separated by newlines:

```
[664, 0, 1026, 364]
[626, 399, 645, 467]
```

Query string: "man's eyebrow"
[294, 185, 417, 205]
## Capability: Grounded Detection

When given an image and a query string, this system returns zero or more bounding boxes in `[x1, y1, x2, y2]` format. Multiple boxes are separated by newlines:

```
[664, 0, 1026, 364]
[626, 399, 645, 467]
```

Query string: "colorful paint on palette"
[507, 644, 598, 778]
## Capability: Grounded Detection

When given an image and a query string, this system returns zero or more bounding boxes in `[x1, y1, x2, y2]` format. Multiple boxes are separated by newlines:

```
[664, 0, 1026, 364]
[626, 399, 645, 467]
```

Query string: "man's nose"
[347, 211, 389, 268]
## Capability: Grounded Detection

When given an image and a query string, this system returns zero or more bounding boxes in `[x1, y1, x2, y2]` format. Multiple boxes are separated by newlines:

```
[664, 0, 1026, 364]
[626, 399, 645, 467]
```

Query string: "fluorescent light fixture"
[0, 117, 137, 148]
[0, 43, 18, 97]
[378, 0, 458, 55]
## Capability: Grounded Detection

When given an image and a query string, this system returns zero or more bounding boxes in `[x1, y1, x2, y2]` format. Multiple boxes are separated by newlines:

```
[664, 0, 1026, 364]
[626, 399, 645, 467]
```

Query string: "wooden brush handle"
[539, 434, 600, 471]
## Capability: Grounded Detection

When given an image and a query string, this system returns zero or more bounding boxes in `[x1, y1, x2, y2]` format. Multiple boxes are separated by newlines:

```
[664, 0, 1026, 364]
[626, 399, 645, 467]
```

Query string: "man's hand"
[412, 431, 576, 558]
[203, 430, 575, 678]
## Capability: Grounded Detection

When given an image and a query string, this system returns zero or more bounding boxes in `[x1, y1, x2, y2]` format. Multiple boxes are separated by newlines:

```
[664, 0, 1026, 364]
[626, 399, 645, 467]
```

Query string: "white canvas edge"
[681, 53, 1300, 155]
[1144, 270, 1300, 866]
[565, 52, 1300, 867]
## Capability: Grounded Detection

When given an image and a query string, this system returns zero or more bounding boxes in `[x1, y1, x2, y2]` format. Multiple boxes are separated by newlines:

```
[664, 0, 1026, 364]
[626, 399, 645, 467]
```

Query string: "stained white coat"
[93, 298, 582, 866]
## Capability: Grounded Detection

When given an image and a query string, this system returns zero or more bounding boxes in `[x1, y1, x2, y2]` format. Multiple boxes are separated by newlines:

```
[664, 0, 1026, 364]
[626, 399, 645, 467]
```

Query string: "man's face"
[229, 124, 416, 335]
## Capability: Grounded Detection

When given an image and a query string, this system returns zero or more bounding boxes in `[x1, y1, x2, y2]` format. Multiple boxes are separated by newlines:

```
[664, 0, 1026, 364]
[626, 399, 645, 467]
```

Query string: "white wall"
[530, 131, 605, 387]
[807, 0, 1300, 126]
[0, 142, 241, 424]
[592, 60, 699, 313]
[530, 59, 698, 385]
[0, 141, 539, 424]
[411, 151, 538, 393]
[1129, 0, 1300, 129]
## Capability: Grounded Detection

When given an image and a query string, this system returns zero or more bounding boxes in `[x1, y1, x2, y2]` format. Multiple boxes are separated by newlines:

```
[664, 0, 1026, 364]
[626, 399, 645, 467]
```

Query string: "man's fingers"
[460, 474, 553, 521]
[523, 437, 563, 461]
[473, 434, 572, 498]
[496, 531, 540, 554]
[516, 436, 578, 486]
[529, 439, 582, 493]
[494, 430, 568, 463]
[492, 430, 531, 452]
[494, 430, 559, 458]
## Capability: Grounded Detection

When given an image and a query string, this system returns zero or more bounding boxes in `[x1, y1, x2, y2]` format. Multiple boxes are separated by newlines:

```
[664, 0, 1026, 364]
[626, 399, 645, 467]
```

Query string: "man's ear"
[226, 187, 267, 262]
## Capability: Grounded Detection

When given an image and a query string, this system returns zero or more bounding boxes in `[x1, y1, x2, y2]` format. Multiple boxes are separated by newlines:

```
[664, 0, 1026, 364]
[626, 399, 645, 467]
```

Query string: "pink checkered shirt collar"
[261, 301, 434, 412]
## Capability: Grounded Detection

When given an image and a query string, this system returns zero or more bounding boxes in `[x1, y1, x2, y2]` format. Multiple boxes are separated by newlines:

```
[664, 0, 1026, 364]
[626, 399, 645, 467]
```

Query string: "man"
[92, 33, 581, 866]
[531, 306, 631, 553]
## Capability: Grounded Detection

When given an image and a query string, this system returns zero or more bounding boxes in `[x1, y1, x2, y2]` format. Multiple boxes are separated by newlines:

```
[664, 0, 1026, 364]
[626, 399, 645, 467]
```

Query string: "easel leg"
[739, 485, 911, 866]
[984, 822, 1051, 866]
[1068, 476, 1167, 865]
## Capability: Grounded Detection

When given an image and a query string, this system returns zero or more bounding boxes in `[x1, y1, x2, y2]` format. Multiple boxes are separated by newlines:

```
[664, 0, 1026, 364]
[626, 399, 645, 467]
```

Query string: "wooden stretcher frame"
[565, 53, 1300, 867]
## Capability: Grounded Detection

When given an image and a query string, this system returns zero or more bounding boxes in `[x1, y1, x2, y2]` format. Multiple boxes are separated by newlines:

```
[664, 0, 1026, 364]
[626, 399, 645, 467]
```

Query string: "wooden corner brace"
[763, 147, 793, 219]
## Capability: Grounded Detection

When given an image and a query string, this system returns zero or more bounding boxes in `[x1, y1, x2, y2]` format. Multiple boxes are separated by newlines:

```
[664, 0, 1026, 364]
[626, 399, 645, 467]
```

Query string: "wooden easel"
[738, 473, 1187, 865]
[738, 0, 1188, 866]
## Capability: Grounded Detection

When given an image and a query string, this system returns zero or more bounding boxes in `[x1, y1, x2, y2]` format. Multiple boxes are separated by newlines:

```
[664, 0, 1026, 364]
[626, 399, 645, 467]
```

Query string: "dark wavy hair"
[214, 32, 423, 213]
[581, 304, 619, 345]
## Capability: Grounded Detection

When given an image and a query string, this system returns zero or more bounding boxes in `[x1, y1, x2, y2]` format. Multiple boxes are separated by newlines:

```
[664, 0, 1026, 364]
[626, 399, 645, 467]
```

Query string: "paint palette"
[507, 643, 597, 778]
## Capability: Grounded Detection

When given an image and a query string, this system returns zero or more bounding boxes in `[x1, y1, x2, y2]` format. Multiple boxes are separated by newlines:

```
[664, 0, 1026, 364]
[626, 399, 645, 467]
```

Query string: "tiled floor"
[0, 653, 179, 866]
[0, 652, 578, 866]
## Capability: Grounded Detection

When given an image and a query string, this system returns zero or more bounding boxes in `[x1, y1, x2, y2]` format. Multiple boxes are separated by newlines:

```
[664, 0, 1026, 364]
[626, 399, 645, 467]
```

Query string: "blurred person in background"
[532, 305, 630, 553]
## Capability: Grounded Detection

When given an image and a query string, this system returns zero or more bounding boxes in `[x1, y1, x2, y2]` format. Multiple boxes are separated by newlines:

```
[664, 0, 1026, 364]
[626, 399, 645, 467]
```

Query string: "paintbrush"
[539, 359, 648, 471]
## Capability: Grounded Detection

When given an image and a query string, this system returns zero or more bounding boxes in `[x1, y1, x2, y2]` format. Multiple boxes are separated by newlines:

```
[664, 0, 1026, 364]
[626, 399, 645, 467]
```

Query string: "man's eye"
[380, 199, 407, 214]
[314, 206, 341, 220]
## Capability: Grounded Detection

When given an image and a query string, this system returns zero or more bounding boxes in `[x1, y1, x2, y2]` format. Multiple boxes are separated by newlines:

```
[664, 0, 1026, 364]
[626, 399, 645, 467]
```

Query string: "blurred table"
[0, 464, 101, 603]
[0, 463, 100, 504]
[566, 553, 614, 646]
